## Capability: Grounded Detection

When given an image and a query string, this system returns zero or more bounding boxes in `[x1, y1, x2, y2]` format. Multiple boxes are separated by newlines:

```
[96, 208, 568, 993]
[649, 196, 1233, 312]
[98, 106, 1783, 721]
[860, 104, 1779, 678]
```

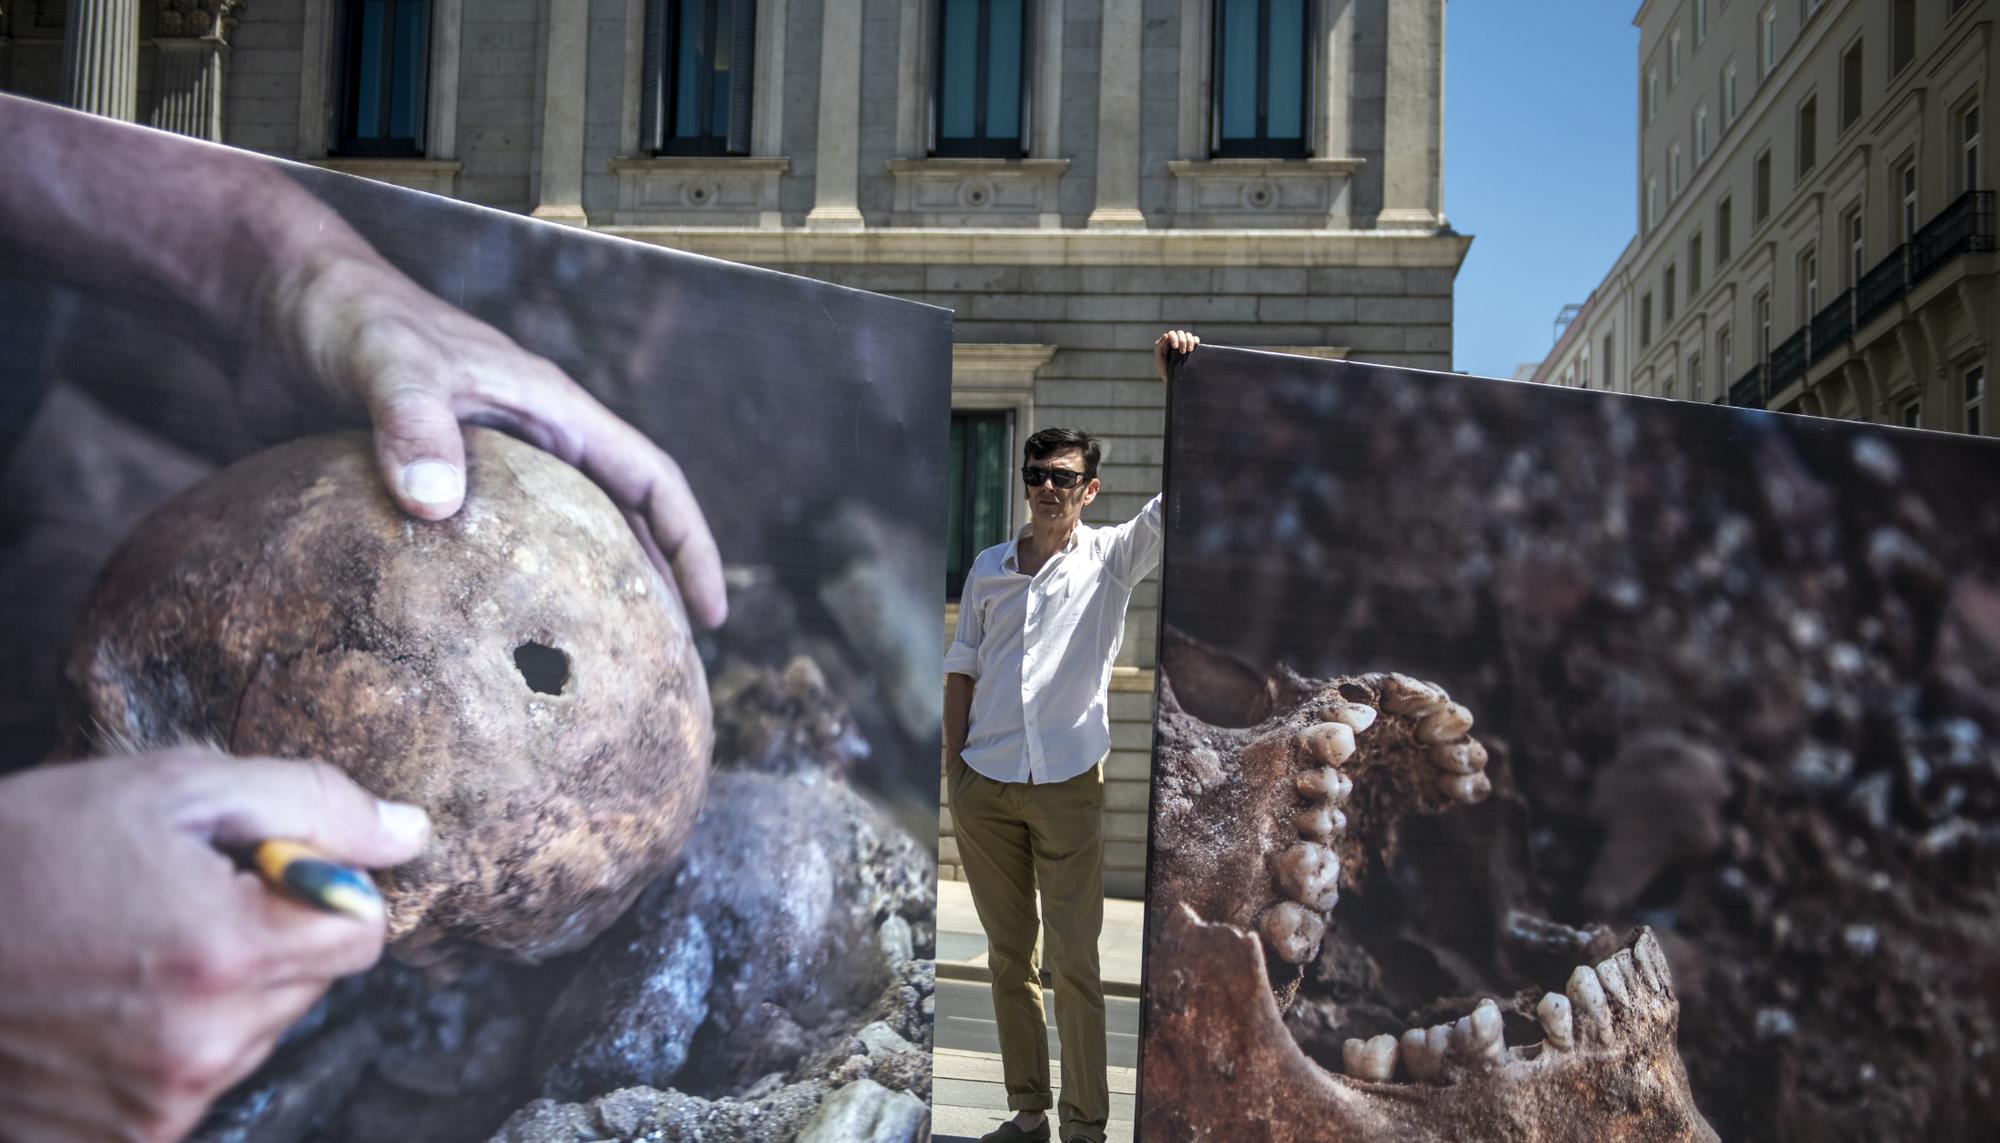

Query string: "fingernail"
[376, 799, 431, 848]
[400, 460, 463, 506]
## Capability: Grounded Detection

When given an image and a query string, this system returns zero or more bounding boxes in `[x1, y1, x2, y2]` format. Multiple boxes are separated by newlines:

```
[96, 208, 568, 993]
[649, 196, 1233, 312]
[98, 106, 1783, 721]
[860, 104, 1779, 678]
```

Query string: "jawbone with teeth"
[1143, 630, 1718, 1141]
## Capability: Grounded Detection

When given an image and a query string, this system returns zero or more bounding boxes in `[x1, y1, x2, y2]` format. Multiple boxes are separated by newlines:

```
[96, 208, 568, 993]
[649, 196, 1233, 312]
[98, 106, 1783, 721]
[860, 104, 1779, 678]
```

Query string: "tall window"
[1647, 67, 1660, 122]
[1581, 346, 1593, 388]
[936, 0, 1028, 156]
[1647, 175, 1660, 232]
[1723, 61, 1740, 124]
[1797, 94, 1817, 177]
[1689, 349, 1704, 400]
[335, 0, 430, 156]
[1760, 5, 1777, 80]
[1603, 332, 1616, 389]
[1756, 289, 1772, 359]
[644, 0, 757, 155]
[1696, 103, 1710, 163]
[1717, 325, 1734, 381]
[1961, 100, 1983, 194]
[1799, 245, 1819, 322]
[1754, 148, 1772, 223]
[1840, 40, 1863, 130]
[1664, 263, 1678, 324]
[1671, 29, 1683, 86]
[1696, 0, 1709, 45]
[1845, 205, 1865, 284]
[1967, 364, 1987, 436]
[1670, 143, 1683, 197]
[1641, 293, 1654, 348]
[1689, 231, 1704, 294]
[1902, 398, 1921, 428]
[1214, 0, 1311, 157]
[1898, 158, 1919, 240]
[947, 411, 1012, 596]
[1717, 195, 1734, 262]
[1890, 0, 1915, 77]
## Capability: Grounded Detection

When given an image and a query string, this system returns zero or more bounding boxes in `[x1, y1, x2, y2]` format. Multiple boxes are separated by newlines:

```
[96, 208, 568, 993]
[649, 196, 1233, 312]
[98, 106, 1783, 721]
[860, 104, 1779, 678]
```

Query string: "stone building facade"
[1536, 0, 1995, 436]
[4, 0, 1464, 897]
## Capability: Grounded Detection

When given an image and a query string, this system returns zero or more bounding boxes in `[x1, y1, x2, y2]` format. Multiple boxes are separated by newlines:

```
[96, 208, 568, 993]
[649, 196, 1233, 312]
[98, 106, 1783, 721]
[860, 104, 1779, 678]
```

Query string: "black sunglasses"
[1022, 465, 1088, 490]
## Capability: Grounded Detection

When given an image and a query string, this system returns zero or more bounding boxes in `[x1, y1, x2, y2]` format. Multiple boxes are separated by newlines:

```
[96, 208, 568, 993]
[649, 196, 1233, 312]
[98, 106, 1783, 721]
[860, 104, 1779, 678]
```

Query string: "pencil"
[249, 839, 384, 921]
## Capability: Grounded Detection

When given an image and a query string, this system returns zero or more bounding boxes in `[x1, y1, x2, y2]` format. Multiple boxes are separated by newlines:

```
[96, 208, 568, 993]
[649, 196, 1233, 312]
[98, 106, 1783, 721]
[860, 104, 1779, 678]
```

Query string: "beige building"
[3, 0, 1464, 897]
[1538, 0, 1994, 435]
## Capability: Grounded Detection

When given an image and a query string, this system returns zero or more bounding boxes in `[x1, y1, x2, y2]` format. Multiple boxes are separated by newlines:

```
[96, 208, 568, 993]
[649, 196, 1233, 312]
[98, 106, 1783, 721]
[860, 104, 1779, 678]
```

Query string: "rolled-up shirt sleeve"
[1105, 492, 1165, 589]
[943, 571, 985, 679]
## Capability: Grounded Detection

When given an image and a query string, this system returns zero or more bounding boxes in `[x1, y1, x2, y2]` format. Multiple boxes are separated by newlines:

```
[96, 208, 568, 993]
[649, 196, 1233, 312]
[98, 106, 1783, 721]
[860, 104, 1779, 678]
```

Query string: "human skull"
[60, 428, 713, 965]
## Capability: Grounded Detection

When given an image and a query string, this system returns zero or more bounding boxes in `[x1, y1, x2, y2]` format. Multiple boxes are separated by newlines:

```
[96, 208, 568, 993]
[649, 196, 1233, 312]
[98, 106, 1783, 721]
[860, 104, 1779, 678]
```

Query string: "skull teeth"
[1442, 770, 1492, 804]
[1399, 1024, 1450, 1083]
[1293, 805, 1347, 843]
[1341, 1033, 1399, 1083]
[1275, 841, 1341, 913]
[1259, 901, 1327, 965]
[1633, 928, 1672, 992]
[1377, 673, 1449, 715]
[1301, 721, 1357, 766]
[1567, 964, 1613, 1043]
[1538, 991, 1575, 1050]
[1415, 701, 1475, 744]
[1449, 998, 1509, 1067]
[1595, 951, 1636, 1013]
[1428, 739, 1488, 774]
[1296, 766, 1353, 803]
[1323, 701, 1378, 735]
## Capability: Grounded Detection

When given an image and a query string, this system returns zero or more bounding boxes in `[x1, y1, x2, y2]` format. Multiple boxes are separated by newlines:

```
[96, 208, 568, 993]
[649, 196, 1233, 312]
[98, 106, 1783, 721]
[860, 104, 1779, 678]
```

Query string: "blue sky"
[1446, 2, 1639, 379]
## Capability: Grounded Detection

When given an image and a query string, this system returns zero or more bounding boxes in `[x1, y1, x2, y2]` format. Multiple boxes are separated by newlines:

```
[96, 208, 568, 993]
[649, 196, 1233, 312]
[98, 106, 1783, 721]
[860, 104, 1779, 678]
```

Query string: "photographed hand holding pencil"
[245, 839, 390, 922]
[0, 748, 429, 1143]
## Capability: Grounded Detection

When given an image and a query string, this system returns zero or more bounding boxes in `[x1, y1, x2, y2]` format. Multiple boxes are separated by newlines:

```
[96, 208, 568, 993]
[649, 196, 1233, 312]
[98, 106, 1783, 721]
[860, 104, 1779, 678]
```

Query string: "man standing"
[945, 330, 1198, 1143]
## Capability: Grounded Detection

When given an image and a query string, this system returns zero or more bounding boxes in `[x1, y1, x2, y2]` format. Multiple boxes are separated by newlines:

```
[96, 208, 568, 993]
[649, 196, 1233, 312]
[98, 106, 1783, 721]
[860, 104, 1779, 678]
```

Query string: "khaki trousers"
[948, 756, 1108, 1143]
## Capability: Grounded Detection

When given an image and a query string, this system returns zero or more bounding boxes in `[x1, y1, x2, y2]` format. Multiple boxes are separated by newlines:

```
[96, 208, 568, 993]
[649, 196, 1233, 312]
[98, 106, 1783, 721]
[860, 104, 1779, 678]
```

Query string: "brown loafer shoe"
[977, 1120, 1051, 1143]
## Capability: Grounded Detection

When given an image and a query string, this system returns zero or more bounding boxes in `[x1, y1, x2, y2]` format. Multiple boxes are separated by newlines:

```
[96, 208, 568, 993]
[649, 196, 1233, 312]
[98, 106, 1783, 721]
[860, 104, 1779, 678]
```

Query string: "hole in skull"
[514, 642, 570, 695]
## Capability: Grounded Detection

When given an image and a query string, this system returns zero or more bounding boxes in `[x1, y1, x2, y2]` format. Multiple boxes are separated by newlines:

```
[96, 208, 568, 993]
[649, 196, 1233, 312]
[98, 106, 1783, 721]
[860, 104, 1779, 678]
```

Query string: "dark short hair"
[1023, 427, 1102, 480]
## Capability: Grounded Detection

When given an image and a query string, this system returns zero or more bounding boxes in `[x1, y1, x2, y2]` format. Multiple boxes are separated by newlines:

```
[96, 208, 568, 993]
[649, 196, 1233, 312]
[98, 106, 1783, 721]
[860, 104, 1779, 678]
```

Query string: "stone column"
[61, 0, 139, 121]
[1377, 0, 1443, 228]
[1086, 0, 1144, 228]
[806, 0, 864, 227]
[149, 1, 241, 142]
[532, 0, 590, 225]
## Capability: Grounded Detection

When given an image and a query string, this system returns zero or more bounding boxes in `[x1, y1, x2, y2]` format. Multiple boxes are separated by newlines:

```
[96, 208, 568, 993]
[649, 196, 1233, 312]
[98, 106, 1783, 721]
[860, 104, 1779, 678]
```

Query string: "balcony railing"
[1810, 288, 1853, 364]
[1855, 244, 1910, 328]
[1703, 191, 1991, 414]
[1911, 189, 1996, 283]
[1730, 363, 1767, 409]
[1770, 328, 1809, 391]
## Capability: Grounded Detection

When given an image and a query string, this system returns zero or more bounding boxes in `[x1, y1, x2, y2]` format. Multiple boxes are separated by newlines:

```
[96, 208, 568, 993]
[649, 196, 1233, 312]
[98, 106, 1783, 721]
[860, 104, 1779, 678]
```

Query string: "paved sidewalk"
[932, 879, 1147, 1142]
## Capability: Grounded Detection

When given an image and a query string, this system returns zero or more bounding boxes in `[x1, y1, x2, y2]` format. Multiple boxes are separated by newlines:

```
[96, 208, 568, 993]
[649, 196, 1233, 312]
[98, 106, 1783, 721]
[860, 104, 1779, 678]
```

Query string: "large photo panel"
[1140, 347, 2000, 1141]
[0, 94, 945, 1141]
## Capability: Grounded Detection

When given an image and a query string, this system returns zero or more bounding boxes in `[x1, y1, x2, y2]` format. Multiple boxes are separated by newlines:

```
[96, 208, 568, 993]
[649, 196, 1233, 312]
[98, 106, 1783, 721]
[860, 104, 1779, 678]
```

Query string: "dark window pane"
[947, 411, 1013, 597]
[710, 0, 735, 137]
[986, 0, 1023, 141]
[1218, 0, 1259, 141]
[391, 0, 423, 139]
[940, 0, 979, 140]
[947, 417, 968, 582]
[356, 0, 385, 138]
[674, 0, 705, 138]
[970, 416, 1009, 557]
[1265, 0, 1304, 141]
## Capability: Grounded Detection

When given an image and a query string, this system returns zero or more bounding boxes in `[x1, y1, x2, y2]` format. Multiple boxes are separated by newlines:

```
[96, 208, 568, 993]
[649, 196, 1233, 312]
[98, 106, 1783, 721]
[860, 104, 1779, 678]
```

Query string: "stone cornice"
[595, 226, 1473, 268]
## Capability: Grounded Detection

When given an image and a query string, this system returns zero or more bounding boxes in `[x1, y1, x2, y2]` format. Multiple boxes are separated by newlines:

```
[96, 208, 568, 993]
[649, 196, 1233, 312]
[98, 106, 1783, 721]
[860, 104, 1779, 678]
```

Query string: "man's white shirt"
[945, 494, 1164, 784]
